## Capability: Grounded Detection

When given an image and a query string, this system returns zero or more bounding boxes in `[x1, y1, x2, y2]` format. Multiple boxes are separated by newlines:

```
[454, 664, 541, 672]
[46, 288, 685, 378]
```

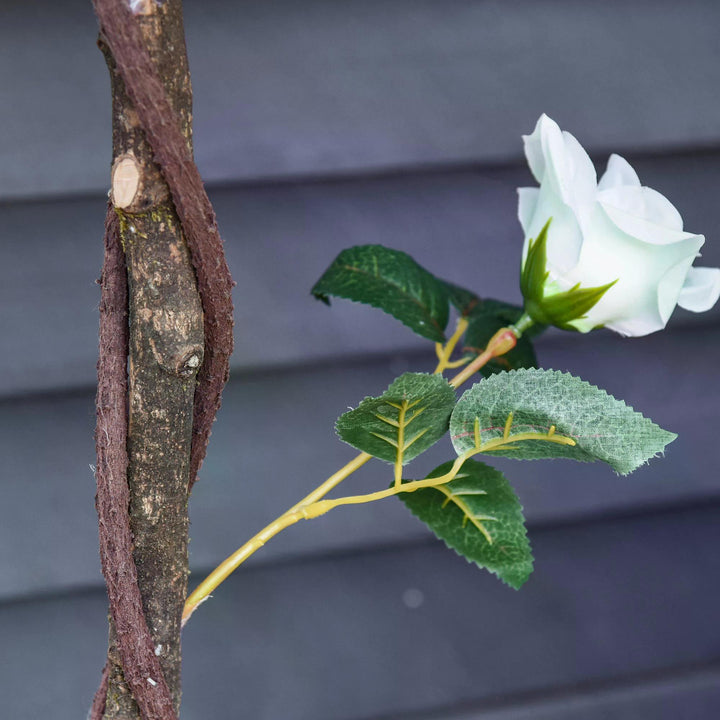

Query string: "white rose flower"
[517, 114, 720, 336]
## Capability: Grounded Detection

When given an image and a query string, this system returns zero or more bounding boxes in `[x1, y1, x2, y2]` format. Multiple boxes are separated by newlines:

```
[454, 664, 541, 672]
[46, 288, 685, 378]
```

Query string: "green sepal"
[399, 459, 533, 589]
[520, 219, 552, 304]
[520, 220, 616, 330]
[336, 373, 456, 464]
[450, 368, 677, 475]
[312, 245, 451, 342]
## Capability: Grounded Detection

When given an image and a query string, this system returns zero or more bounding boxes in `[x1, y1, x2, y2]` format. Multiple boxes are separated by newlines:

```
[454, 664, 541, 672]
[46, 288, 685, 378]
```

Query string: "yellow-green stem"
[394, 402, 406, 487]
[449, 327, 518, 388]
[184, 318, 530, 624]
[433, 317, 469, 374]
[182, 452, 371, 624]
[302, 428, 575, 517]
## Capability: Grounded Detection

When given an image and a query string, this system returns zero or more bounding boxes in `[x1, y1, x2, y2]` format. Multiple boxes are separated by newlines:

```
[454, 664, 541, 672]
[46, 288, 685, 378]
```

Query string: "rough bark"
[91, 0, 234, 714]
[95, 207, 180, 720]
[92, 0, 235, 492]
[97, 1, 201, 717]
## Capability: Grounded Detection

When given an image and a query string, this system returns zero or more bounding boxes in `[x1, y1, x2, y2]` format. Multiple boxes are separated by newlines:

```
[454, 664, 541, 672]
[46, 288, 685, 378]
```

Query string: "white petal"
[522, 114, 554, 184]
[598, 196, 700, 247]
[562, 206, 704, 336]
[598, 154, 640, 191]
[540, 118, 574, 205]
[528, 182, 585, 274]
[597, 186, 646, 221]
[657, 255, 697, 324]
[523, 115, 597, 208]
[517, 187, 540, 234]
[678, 267, 720, 312]
[560, 130, 597, 205]
[605, 313, 666, 337]
[638, 187, 684, 231]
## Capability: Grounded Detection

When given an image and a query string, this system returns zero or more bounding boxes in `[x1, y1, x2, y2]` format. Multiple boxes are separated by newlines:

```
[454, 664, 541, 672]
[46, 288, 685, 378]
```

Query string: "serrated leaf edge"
[335, 373, 457, 465]
[451, 367, 678, 474]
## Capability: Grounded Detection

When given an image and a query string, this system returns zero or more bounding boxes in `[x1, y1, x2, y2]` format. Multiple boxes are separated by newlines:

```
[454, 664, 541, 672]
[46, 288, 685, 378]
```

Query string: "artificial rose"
[517, 114, 720, 336]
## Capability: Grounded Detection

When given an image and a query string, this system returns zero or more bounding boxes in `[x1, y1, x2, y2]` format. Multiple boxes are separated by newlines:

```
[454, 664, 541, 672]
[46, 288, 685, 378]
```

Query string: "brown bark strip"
[93, 207, 177, 720]
[92, 0, 234, 491]
[91, 663, 110, 719]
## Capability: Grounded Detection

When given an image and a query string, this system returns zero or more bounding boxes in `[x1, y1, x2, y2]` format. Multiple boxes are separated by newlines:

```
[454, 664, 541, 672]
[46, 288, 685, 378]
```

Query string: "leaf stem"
[182, 451, 372, 625]
[394, 401, 407, 488]
[433, 317, 469, 374]
[449, 325, 521, 388]
[183, 317, 534, 624]
[301, 426, 574, 517]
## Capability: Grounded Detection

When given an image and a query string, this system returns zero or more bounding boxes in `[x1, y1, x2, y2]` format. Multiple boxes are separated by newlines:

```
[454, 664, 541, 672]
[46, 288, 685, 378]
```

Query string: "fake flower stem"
[182, 452, 372, 625]
[183, 321, 528, 625]
[433, 317, 470, 374]
[449, 322, 524, 388]
[301, 423, 574, 518]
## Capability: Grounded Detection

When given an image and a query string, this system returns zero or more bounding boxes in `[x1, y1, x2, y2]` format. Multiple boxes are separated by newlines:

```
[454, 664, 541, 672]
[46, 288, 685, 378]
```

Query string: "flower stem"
[301, 426, 574, 518]
[449, 325, 520, 388]
[183, 317, 533, 624]
[511, 312, 535, 338]
[433, 317, 470, 374]
[182, 452, 371, 625]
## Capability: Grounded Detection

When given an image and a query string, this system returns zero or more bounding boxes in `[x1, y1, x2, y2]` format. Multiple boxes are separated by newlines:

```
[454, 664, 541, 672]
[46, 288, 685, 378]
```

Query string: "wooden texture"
[3, 0, 720, 199]
[1, 154, 719, 400]
[1, 502, 719, 718]
[95, 0, 201, 716]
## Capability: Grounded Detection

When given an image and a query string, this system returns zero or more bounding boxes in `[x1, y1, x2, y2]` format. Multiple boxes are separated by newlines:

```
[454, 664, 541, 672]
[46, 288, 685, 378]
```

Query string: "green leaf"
[442, 281, 481, 317]
[463, 299, 542, 377]
[312, 245, 451, 342]
[336, 373, 456, 464]
[399, 460, 533, 588]
[450, 368, 677, 475]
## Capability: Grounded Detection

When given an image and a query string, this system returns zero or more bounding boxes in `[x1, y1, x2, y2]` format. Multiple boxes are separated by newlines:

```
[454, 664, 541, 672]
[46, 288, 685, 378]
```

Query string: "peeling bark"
[92, 0, 234, 713]
[96, 1, 200, 717]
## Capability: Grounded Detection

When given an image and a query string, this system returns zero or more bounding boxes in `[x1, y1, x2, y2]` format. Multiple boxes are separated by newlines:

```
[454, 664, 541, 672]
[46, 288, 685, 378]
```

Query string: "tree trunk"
[99, 1, 201, 716]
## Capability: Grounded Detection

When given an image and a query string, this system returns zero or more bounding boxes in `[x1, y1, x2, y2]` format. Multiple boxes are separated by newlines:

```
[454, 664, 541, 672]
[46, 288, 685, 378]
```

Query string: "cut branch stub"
[112, 154, 142, 210]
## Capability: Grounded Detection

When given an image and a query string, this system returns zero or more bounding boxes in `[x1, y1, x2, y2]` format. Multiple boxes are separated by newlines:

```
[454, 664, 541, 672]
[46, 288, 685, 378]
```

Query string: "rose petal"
[560, 130, 597, 206]
[528, 182, 585, 274]
[606, 312, 666, 337]
[517, 187, 540, 234]
[638, 187, 684, 231]
[598, 185, 683, 233]
[598, 196, 699, 247]
[540, 119, 574, 205]
[657, 255, 698, 324]
[598, 154, 640, 191]
[523, 115, 597, 209]
[522, 114, 552, 184]
[558, 206, 704, 335]
[677, 267, 720, 312]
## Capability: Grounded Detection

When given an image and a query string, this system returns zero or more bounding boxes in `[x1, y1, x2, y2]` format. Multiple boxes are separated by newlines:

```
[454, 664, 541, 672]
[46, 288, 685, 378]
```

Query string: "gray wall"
[1, 1, 719, 718]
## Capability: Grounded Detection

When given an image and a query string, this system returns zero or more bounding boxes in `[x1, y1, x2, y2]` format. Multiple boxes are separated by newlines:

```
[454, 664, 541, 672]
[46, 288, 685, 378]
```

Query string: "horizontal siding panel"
[2, 0, 720, 198]
[1, 326, 718, 601]
[412, 667, 720, 720]
[1, 504, 719, 718]
[1, 152, 719, 399]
